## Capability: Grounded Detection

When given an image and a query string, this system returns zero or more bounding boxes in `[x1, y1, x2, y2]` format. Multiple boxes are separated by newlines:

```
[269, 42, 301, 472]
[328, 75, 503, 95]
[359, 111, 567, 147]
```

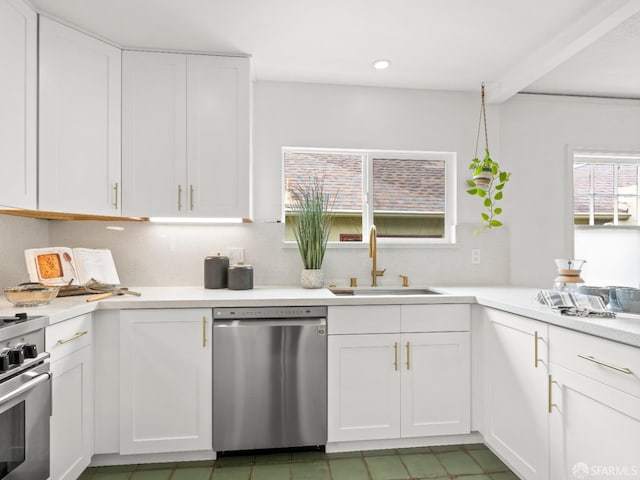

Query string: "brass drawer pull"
[405, 341, 410, 370]
[202, 316, 207, 348]
[548, 374, 556, 413]
[393, 342, 398, 371]
[57, 330, 88, 345]
[578, 354, 632, 375]
[534, 331, 543, 368]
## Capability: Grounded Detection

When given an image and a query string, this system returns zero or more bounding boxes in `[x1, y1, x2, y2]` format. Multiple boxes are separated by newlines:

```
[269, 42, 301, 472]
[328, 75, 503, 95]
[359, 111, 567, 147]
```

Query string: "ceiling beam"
[487, 0, 640, 104]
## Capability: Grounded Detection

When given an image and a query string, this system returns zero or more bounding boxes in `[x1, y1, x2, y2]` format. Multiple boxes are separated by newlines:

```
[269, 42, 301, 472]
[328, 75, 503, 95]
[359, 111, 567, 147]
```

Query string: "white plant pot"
[473, 168, 493, 187]
[301, 269, 324, 289]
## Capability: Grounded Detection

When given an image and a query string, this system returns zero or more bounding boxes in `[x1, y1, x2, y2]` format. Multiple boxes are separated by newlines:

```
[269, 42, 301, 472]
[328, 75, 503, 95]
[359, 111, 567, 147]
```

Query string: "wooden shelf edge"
[0, 209, 149, 222]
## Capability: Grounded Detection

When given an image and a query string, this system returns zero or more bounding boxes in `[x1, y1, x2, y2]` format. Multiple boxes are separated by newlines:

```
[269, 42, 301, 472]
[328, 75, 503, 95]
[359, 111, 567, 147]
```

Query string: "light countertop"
[1, 285, 638, 347]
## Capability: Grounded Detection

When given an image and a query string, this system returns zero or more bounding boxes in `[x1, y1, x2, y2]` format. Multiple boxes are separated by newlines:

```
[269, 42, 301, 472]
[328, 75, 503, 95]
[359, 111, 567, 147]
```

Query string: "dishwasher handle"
[214, 318, 326, 328]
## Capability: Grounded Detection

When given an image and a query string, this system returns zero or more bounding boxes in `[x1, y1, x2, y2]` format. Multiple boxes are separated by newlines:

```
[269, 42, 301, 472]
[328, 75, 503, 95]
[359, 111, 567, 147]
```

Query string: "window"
[283, 148, 456, 243]
[573, 152, 640, 226]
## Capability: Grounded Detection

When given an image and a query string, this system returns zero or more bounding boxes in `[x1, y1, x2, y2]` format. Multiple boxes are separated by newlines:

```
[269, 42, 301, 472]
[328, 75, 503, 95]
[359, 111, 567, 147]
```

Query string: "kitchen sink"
[330, 287, 441, 296]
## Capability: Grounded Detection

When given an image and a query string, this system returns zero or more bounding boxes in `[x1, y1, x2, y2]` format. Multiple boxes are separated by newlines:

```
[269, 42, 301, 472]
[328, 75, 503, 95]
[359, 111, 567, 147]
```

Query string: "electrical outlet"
[227, 247, 245, 265]
[471, 248, 481, 265]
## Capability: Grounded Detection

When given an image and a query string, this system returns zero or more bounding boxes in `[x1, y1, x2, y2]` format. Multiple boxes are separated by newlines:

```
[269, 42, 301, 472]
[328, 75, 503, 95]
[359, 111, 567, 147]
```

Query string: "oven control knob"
[22, 343, 38, 359]
[0, 351, 10, 372]
[8, 348, 24, 366]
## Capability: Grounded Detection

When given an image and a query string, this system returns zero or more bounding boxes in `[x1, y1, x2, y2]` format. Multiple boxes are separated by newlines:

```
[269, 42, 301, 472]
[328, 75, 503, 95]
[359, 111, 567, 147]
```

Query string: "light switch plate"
[471, 248, 481, 265]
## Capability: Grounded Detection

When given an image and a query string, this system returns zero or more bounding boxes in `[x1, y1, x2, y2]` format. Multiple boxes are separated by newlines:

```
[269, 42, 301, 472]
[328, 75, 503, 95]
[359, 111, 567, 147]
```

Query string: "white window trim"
[572, 149, 640, 227]
[282, 146, 457, 245]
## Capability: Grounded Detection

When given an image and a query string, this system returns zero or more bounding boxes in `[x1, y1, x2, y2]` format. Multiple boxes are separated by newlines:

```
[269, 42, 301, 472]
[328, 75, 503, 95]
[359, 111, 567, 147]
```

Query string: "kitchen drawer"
[328, 305, 400, 334]
[46, 313, 93, 361]
[549, 325, 640, 398]
[401, 304, 470, 332]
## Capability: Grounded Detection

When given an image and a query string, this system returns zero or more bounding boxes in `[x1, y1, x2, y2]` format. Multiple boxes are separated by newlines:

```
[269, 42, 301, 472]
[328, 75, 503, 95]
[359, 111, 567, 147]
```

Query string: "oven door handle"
[0, 372, 51, 407]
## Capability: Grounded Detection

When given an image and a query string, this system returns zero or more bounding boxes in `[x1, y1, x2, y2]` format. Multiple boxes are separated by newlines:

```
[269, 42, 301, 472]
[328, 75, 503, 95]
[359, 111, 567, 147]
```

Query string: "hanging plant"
[466, 83, 511, 233]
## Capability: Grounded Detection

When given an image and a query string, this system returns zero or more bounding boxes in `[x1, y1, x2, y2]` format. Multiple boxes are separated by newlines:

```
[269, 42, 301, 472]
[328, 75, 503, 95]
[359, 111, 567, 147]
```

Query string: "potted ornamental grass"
[288, 177, 337, 288]
[466, 83, 511, 234]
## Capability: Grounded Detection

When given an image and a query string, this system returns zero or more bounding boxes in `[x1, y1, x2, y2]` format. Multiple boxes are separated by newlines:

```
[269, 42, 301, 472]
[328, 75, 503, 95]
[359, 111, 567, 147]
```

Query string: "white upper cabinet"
[0, 0, 37, 209]
[39, 18, 122, 215]
[122, 51, 251, 219]
[122, 51, 187, 217]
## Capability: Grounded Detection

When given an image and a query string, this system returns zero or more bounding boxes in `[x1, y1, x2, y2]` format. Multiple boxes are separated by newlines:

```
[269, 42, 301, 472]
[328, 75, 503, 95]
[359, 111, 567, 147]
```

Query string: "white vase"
[301, 269, 324, 289]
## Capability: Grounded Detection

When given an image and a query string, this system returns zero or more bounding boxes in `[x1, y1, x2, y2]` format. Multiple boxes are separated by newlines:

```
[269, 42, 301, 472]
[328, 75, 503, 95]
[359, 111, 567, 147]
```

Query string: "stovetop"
[0, 313, 48, 344]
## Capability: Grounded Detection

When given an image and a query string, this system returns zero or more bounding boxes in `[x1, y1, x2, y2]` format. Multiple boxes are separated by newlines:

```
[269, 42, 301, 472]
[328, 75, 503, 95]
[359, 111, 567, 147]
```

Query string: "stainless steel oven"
[0, 314, 51, 480]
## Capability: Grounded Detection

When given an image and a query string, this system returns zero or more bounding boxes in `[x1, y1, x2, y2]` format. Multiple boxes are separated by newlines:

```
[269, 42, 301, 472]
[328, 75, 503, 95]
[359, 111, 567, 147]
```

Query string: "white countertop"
[1, 285, 638, 347]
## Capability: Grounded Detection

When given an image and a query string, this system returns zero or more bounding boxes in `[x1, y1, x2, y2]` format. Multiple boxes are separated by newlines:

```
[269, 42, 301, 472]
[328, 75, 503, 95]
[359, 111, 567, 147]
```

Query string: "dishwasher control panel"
[213, 306, 327, 320]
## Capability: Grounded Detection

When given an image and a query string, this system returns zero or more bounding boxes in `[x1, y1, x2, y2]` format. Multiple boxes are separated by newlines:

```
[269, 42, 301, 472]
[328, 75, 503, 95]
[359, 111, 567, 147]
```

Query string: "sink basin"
[330, 288, 441, 296]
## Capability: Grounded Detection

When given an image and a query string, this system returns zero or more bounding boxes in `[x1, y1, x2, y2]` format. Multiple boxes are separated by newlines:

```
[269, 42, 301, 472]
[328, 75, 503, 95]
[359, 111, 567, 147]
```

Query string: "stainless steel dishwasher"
[213, 306, 327, 452]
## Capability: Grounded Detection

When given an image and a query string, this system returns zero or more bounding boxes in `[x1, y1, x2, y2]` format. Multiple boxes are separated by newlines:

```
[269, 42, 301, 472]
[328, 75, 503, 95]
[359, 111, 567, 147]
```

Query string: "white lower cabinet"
[401, 331, 470, 437]
[548, 326, 640, 479]
[482, 308, 549, 480]
[119, 309, 212, 454]
[47, 314, 94, 480]
[327, 304, 470, 443]
[328, 333, 401, 441]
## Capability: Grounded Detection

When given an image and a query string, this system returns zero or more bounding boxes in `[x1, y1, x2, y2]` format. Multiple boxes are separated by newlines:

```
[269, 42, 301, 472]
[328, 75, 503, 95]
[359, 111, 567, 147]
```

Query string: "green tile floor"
[79, 444, 520, 480]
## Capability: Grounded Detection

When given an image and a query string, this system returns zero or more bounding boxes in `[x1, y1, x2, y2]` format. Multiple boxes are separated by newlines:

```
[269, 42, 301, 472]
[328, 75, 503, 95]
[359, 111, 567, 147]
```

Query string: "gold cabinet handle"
[113, 182, 119, 210]
[534, 331, 543, 368]
[202, 316, 207, 348]
[405, 341, 410, 370]
[393, 342, 398, 371]
[577, 354, 632, 375]
[548, 374, 556, 413]
[177, 185, 183, 211]
[190, 185, 194, 211]
[57, 330, 88, 345]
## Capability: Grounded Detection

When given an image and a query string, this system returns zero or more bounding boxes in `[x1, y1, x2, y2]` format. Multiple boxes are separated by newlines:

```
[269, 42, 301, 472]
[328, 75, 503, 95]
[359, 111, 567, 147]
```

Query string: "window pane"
[372, 158, 445, 238]
[573, 195, 591, 225]
[593, 195, 615, 224]
[618, 164, 638, 195]
[573, 163, 591, 195]
[617, 195, 637, 225]
[593, 164, 614, 195]
[283, 151, 363, 242]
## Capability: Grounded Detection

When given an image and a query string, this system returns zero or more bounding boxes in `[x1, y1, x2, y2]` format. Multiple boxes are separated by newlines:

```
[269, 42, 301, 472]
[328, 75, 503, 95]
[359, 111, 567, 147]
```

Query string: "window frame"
[282, 146, 457, 245]
[573, 150, 640, 227]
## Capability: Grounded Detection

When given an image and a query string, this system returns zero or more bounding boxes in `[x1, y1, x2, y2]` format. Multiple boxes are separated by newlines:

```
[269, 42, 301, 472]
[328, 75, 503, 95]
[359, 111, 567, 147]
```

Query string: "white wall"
[500, 94, 640, 287]
[0, 215, 49, 286]
[575, 228, 640, 287]
[1, 81, 511, 288]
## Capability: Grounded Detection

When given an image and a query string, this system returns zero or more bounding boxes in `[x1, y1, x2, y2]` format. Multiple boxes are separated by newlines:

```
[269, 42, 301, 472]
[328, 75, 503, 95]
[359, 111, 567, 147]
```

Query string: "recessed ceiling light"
[373, 59, 391, 70]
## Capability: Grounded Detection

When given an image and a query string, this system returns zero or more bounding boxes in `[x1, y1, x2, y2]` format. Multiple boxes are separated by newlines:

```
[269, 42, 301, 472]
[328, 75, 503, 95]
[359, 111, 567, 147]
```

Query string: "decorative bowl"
[614, 287, 640, 314]
[576, 285, 610, 306]
[3, 285, 59, 307]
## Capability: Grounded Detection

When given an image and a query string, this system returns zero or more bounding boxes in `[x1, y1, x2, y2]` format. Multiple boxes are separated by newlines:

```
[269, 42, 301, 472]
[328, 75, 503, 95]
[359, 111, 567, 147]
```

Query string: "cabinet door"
[0, 0, 36, 209]
[50, 346, 93, 480]
[328, 334, 400, 442]
[483, 308, 549, 480]
[39, 18, 121, 215]
[401, 332, 470, 437]
[122, 51, 187, 217]
[549, 363, 640, 479]
[119, 309, 212, 454]
[187, 55, 251, 218]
